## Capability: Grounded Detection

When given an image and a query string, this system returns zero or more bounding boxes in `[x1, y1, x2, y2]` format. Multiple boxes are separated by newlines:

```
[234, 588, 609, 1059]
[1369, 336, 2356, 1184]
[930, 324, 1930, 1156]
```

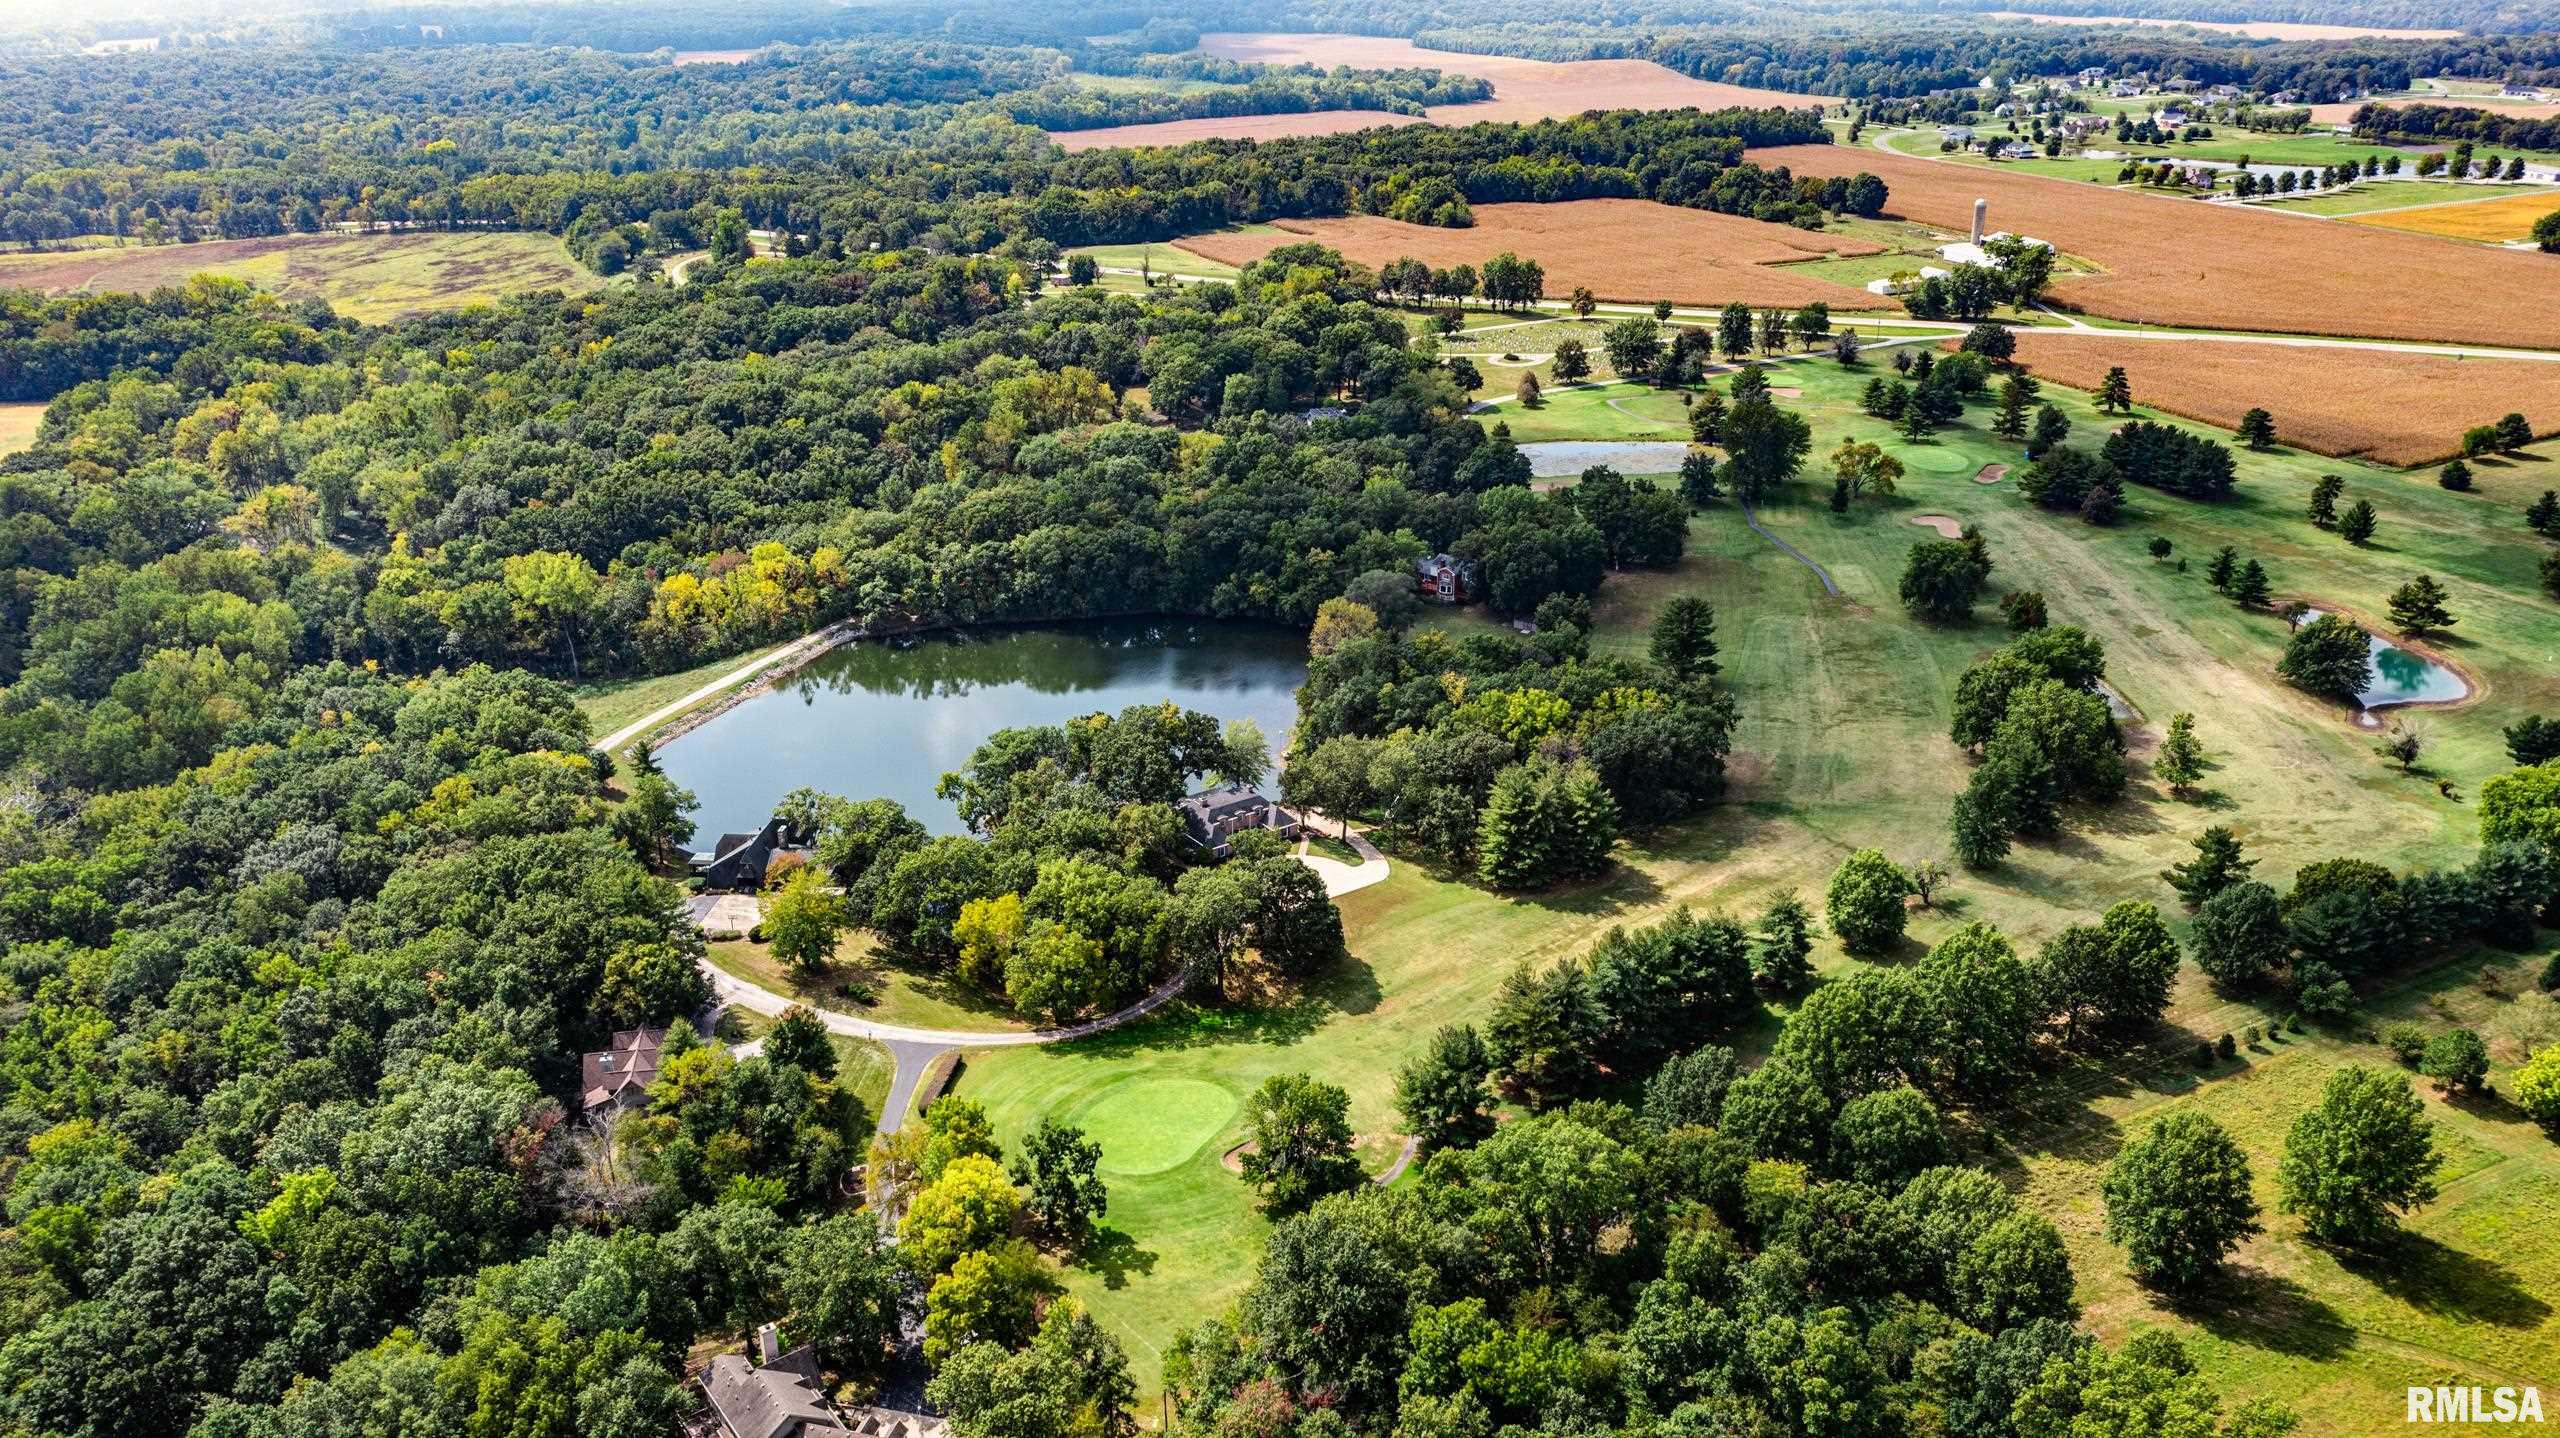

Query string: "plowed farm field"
[1754, 144, 2560, 350]
[1172, 199, 1884, 309]
[2003, 331, 2560, 464]
[1049, 33, 1833, 151]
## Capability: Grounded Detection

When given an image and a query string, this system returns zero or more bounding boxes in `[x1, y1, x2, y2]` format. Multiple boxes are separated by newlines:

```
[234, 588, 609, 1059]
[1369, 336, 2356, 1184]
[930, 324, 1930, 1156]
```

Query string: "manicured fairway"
[959, 346, 2560, 1405]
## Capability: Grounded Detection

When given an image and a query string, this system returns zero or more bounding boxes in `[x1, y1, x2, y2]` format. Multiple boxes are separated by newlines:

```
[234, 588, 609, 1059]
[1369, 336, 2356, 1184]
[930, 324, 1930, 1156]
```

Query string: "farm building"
[1177, 784, 1303, 858]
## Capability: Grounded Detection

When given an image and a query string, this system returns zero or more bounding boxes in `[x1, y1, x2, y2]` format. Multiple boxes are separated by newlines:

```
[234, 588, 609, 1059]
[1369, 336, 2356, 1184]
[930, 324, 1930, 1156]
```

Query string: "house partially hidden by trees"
[1177, 783, 1303, 858]
[692, 814, 795, 890]
[579, 1025, 668, 1114]
[1415, 552, 1480, 604]
[701, 1326, 949, 1438]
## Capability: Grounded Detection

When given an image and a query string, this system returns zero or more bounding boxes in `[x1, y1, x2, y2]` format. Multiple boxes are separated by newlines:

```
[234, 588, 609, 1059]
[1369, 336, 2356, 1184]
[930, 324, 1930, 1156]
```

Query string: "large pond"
[1519, 440, 1692, 477]
[2295, 609, 2471, 716]
[654, 619, 1309, 843]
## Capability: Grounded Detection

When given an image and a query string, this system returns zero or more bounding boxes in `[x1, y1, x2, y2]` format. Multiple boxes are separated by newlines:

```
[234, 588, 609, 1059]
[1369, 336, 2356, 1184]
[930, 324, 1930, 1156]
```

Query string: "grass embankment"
[572, 635, 802, 745]
[0, 231, 600, 322]
[957, 348, 2560, 1406]
[2254, 180, 2556, 218]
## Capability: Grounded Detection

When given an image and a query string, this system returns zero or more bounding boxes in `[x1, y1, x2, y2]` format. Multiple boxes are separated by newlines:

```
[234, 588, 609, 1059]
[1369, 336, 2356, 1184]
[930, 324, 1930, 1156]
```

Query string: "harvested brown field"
[2308, 96, 2560, 124]
[1172, 199, 1882, 308]
[2348, 190, 2560, 243]
[1050, 32, 1833, 151]
[1984, 11, 2460, 40]
[2001, 331, 2560, 465]
[1754, 144, 2560, 350]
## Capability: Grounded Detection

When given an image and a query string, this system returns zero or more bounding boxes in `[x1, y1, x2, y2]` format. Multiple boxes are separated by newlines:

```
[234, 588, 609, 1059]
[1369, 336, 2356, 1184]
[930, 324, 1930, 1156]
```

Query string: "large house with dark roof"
[580, 1026, 668, 1114]
[692, 815, 789, 891]
[700, 1327, 947, 1438]
[1175, 783, 1302, 858]
[1414, 552, 1479, 604]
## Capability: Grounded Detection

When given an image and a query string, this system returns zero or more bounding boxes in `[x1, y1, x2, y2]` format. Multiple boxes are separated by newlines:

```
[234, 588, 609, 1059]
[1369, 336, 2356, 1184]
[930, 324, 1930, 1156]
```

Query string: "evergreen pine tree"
[2099, 366, 2133, 414]
[2162, 824, 2252, 905]
[2207, 545, 2238, 592]
[2307, 475, 2343, 529]
[2385, 574, 2455, 634]
[2339, 499, 2377, 545]
[1752, 891, 1817, 994]
[2230, 559, 2272, 608]
[2153, 712, 2206, 798]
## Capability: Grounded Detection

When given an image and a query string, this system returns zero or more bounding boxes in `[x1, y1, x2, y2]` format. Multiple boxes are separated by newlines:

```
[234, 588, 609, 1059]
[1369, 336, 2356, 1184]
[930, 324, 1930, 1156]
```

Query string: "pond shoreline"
[2282, 595, 2486, 722]
[632, 607, 1308, 754]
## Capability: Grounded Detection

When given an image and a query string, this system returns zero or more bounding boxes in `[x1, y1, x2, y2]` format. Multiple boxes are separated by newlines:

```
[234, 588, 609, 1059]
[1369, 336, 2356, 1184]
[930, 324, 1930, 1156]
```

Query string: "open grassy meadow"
[0, 231, 601, 321]
[2253, 179, 2556, 217]
[956, 347, 2560, 1407]
[0, 404, 43, 456]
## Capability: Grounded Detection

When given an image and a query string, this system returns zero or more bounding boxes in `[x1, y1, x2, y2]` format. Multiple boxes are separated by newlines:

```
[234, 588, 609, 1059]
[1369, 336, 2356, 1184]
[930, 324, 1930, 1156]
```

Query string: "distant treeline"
[0, 41, 1831, 265]
[2350, 100, 2560, 149]
[1010, 59, 1492, 131]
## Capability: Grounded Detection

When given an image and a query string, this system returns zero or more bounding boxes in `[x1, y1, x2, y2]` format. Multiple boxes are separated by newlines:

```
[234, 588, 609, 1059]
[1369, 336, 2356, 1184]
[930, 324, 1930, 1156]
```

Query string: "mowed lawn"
[960, 352, 2560, 1403]
[0, 231, 601, 321]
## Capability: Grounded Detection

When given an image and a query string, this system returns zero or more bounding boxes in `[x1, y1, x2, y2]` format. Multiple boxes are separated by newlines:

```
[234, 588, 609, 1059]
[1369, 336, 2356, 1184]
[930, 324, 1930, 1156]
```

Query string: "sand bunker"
[1974, 463, 2010, 484]
[1910, 514, 1965, 537]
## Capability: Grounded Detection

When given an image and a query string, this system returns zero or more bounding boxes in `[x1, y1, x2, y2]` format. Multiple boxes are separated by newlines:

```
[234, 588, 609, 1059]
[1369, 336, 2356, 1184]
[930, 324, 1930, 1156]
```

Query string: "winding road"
[695, 819, 1390, 1132]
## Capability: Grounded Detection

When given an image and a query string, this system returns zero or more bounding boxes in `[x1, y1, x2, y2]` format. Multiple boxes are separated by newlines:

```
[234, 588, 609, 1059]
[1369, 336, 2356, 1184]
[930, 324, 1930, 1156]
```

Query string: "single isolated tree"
[1825, 847, 1913, 955]
[1394, 1024, 1496, 1151]
[1753, 890, 1818, 994]
[2098, 365, 2133, 414]
[2206, 545, 2238, 592]
[2307, 475, 2343, 529]
[2420, 1028, 2490, 1095]
[1008, 1117, 1108, 1242]
[1238, 1073, 1364, 1213]
[2385, 574, 2456, 634]
[2102, 1112, 2261, 1291]
[2153, 712, 2207, 798]
[2161, 823, 2251, 905]
[2338, 498, 2378, 546]
[2278, 613, 2373, 701]
[1649, 595, 1720, 679]
[2228, 558, 2272, 609]
[2438, 459, 2472, 492]
[1515, 372, 1543, 409]
[2278, 1065, 2442, 1247]
[2236, 408, 2276, 449]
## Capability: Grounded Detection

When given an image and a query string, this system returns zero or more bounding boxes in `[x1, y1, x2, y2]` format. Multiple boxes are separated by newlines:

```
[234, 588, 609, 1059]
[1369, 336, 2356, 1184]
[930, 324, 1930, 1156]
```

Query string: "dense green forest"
[0, 48, 1832, 263]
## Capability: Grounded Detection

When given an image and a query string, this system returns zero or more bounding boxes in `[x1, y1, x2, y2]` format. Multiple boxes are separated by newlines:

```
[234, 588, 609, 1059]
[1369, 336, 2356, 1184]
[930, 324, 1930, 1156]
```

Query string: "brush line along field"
[2002, 332, 2560, 465]
[1173, 199, 1889, 308]
[1048, 32, 1834, 150]
[1755, 143, 2560, 350]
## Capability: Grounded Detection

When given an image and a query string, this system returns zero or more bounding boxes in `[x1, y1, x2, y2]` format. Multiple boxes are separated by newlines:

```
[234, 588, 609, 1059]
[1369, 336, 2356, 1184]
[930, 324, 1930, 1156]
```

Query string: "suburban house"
[2075, 66, 2109, 86]
[701, 1327, 949, 1438]
[692, 815, 791, 891]
[2061, 114, 2110, 137]
[1939, 124, 1976, 144]
[1176, 783, 1303, 858]
[2156, 107, 2192, 129]
[1414, 552, 1480, 604]
[580, 1026, 668, 1114]
[2109, 78, 2145, 98]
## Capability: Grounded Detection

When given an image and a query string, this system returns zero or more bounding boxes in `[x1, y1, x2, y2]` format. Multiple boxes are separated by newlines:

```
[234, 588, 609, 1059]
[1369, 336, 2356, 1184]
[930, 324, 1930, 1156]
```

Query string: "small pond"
[654, 619, 1309, 843]
[2294, 609, 2470, 717]
[1519, 440, 1692, 478]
